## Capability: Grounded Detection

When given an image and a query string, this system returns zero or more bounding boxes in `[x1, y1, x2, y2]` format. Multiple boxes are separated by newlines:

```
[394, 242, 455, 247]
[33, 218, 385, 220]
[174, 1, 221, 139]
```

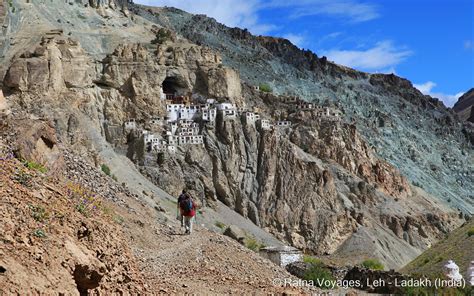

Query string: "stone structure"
[259, 246, 301, 267]
[443, 260, 463, 281]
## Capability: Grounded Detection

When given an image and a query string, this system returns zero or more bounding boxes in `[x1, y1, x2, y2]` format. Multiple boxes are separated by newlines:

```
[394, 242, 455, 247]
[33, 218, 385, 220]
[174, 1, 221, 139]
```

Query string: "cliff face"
[139, 6, 474, 215]
[0, 1, 471, 270]
[453, 88, 474, 123]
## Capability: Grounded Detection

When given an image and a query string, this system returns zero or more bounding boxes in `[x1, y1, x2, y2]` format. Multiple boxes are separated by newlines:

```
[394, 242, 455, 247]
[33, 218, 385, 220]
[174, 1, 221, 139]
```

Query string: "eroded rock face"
[4, 37, 94, 92]
[139, 97, 458, 267]
[12, 119, 65, 174]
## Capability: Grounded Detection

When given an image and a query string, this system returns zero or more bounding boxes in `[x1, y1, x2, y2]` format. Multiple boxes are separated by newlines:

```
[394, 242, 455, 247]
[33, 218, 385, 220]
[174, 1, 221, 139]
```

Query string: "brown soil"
[0, 138, 309, 294]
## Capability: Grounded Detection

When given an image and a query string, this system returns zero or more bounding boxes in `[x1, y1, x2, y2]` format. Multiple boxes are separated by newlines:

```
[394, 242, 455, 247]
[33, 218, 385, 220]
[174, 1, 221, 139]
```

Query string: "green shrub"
[244, 236, 265, 252]
[215, 221, 226, 229]
[24, 160, 47, 173]
[151, 28, 173, 44]
[33, 228, 46, 238]
[259, 83, 272, 93]
[467, 227, 474, 237]
[29, 204, 50, 222]
[303, 255, 323, 265]
[362, 259, 385, 270]
[303, 261, 335, 289]
[101, 164, 111, 176]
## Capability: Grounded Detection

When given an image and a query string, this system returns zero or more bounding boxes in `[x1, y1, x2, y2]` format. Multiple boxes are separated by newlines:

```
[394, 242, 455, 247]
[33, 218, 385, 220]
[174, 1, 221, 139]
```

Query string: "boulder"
[223, 225, 246, 244]
[13, 119, 65, 174]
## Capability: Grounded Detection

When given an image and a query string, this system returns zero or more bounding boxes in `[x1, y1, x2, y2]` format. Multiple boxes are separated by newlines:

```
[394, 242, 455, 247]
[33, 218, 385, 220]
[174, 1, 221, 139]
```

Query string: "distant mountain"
[453, 88, 474, 123]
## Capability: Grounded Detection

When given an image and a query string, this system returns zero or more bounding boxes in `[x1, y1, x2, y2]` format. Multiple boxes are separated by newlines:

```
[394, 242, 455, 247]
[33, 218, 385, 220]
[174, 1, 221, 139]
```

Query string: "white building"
[259, 246, 302, 267]
[258, 119, 272, 131]
[243, 112, 257, 126]
[149, 117, 162, 125]
[202, 108, 217, 123]
[179, 105, 202, 121]
[124, 119, 137, 131]
[296, 102, 314, 110]
[217, 103, 237, 119]
[166, 104, 185, 122]
[276, 120, 292, 127]
[178, 135, 204, 145]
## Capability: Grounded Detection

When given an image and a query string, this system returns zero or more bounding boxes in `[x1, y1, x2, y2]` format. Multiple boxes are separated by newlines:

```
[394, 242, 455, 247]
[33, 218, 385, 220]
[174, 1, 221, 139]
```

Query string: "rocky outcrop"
[4, 36, 94, 93]
[453, 88, 474, 123]
[148, 7, 473, 216]
[12, 119, 65, 174]
[138, 92, 460, 268]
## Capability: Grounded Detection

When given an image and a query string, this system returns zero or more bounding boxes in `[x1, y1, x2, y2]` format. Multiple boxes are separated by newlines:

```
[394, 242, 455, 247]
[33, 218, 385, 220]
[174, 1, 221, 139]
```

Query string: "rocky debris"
[223, 224, 246, 244]
[0, 141, 147, 294]
[453, 88, 474, 123]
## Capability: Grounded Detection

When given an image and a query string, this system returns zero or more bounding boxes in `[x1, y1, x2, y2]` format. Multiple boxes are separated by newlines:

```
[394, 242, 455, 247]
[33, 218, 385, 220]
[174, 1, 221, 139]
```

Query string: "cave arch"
[162, 76, 187, 96]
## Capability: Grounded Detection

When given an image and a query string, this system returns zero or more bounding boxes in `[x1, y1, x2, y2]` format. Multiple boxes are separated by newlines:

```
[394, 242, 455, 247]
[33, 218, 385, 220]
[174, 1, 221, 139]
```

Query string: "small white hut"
[259, 246, 302, 267]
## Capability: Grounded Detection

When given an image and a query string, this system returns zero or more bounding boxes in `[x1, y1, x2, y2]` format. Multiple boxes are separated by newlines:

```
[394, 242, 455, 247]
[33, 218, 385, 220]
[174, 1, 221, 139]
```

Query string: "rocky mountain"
[135, 6, 474, 214]
[0, 0, 472, 279]
[453, 88, 474, 123]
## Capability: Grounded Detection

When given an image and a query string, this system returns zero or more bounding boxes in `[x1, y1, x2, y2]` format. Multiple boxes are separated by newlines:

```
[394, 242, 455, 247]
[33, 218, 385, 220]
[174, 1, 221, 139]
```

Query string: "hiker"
[177, 189, 196, 234]
[177, 190, 187, 227]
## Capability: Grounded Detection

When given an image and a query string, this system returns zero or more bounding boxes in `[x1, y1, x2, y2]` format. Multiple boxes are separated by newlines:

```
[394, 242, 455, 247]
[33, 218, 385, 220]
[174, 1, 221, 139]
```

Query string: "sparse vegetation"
[29, 204, 50, 222]
[101, 164, 111, 176]
[302, 259, 335, 289]
[303, 255, 323, 265]
[13, 170, 33, 187]
[24, 160, 47, 173]
[362, 259, 384, 270]
[467, 227, 474, 237]
[151, 28, 174, 44]
[259, 83, 272, 93]
[244, 236, 265, 252]
[215, 221, 226, 229]
[33, 228, 46, 238]
[113, 215, 124, 224]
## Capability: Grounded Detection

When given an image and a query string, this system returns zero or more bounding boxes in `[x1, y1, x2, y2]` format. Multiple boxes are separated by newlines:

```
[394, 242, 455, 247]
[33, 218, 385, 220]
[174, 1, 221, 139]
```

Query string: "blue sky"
[137, 0, 473, 106]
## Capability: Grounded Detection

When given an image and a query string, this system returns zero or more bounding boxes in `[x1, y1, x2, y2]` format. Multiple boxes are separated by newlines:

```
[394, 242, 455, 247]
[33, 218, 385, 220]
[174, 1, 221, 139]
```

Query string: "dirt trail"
[121, 203, 308, 294]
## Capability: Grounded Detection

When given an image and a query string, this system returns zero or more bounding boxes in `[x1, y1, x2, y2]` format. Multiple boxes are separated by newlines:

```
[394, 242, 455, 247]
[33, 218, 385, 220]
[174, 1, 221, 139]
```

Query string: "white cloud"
[137, 0, 274, 34]
[413, 81, 436, 94]
[282, 33, 305, 47]
[464, 40, 473, 50]
[414, 81, 464, 107]
[137, 0, 379, 35]
[321, 40, 412, 71]
[263, 0, 379, 23]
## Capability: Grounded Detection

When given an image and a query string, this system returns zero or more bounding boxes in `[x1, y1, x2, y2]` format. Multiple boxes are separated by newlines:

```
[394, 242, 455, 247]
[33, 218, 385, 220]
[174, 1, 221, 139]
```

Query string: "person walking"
[177, 189, 196, 234]
[177, 190, 188, 227]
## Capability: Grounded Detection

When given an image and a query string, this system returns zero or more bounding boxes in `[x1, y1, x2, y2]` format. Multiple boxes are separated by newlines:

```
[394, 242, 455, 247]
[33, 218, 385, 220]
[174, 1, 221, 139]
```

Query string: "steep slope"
[453, 88, 474, 123]
[0, 0, 470, 272]
[401, 219, 474, 278]
[0, 117, 307, 294]
[135, 6, 474, 215]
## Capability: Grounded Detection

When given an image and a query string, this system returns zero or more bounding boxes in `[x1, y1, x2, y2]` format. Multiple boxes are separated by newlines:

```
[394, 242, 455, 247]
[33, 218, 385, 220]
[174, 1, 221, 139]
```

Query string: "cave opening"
[162, 77, 185, 96]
